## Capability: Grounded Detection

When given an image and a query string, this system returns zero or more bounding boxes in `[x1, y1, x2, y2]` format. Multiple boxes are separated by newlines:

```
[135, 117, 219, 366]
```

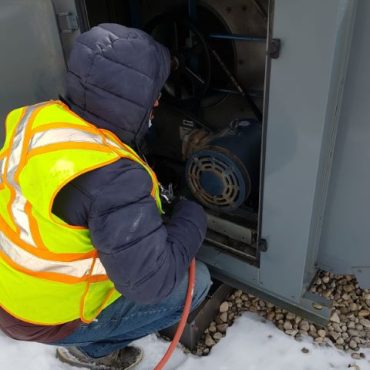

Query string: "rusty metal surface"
[160, 283, 233, 350]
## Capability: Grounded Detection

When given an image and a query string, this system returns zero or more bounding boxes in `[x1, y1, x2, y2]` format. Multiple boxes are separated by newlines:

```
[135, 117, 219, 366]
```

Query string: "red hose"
[154, 259, 196, 370]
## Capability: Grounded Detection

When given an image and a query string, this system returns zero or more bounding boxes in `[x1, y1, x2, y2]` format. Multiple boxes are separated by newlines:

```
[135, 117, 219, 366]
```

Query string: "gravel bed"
[193, 271, 370, 361]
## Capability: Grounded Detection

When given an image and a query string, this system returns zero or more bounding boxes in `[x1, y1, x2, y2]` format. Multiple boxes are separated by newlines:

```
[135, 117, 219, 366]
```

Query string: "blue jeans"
[54, 261, 211, 358]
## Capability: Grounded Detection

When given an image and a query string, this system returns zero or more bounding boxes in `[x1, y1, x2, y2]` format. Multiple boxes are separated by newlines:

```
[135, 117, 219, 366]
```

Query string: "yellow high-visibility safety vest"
[0, 100, 162, 325]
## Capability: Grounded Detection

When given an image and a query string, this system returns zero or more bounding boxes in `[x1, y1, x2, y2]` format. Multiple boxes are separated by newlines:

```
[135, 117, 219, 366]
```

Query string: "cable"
[154, 259, 196, 370]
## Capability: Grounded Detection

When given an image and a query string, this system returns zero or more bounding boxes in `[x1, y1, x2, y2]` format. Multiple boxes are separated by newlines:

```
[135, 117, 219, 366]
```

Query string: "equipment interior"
[82, 0, 271, 265]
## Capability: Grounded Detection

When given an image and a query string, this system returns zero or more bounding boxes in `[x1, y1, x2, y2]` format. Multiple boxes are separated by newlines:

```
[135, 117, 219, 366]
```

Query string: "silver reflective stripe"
[0, 158, 4, 185]
[0, 230, 107, 278]
[28, 126, 123, 152]
[6, 106, 38, 246]
[30, 128, 104, 149]
[106, 139, 121, 149]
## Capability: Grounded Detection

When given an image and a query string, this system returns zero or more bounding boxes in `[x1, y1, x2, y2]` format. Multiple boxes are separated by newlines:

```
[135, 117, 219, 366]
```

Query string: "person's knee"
[192, 261, 212, 309]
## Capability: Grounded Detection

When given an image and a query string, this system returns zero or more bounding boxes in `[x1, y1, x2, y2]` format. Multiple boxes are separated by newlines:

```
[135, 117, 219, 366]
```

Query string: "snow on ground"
[1, 312, 369, 370]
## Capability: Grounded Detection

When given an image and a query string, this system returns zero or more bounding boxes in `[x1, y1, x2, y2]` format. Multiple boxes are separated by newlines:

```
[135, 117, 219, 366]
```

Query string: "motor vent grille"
[186, 149, 248, 210]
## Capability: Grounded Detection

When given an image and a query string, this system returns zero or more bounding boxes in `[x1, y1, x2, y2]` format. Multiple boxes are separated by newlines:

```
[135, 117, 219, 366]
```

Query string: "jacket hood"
[65, 23, 170, 146]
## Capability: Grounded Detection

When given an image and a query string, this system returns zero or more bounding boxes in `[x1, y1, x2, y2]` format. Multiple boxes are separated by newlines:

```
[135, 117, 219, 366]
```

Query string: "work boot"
[56, 345, 143, 370]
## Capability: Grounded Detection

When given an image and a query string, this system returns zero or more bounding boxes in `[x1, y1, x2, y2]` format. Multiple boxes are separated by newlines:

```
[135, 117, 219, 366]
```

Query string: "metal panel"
[52, 0, 85, 60]
[318, 0, 370, 288]
[259, 0, 357, 302]
[0, 0, 66, 146]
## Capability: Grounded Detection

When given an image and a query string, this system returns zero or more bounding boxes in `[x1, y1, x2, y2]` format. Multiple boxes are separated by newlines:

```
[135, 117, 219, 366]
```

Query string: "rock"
[205, 334, 215, 347]
[216, 324, 228, 333]
[234, 290, 243, 298]
[351, 352, 361, 360]
[344, 285, 354, 293]
[332, 322, 342, 332]
[360, 319, 370, 329]
[299, 320, 310, 331]
[348, 365, 360, 370]
[219, 302, 229, 313]
[283, 321, 293, 331]
[202, 348, 210, 355]
[340, 307, 350, 315]
[336, 337, 344, 345]
[285, 329, 298, 336]
[301, 347, 309, 354]
[213, 332, 223, 341]
[196, 348, 203, 356]
[353, 336, 362, 344]
[329, 331, 340, 341]
[318, 329, 326, 338]
[197, 277, 370, 356]
[330, 312, 341, 324]
[209, 325, 216, 333]
[204, 334, 216, 347]
[359, 310, 370, 318]
[348, 321, 356, 329]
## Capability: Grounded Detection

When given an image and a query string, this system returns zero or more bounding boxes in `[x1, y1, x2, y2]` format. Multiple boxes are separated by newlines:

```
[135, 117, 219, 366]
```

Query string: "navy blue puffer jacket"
[53, 24, 207, 304]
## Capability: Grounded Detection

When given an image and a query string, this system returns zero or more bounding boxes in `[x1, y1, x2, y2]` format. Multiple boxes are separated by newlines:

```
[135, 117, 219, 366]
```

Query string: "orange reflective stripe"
[80, 287, 115, 324]
[14, 104, 52, 185]
[24, 201, 47, 250]
[79, 251, 115, 324]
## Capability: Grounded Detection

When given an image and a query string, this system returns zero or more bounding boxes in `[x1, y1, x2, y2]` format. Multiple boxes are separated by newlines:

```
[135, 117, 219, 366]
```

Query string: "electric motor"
[185, 120, 261, 211]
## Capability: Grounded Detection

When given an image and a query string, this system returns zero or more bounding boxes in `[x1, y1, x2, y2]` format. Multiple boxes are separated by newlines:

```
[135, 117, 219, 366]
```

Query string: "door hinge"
[255, 238, 268, 252]
[57, 12, 79, 33]
[268, 39, 281, 59]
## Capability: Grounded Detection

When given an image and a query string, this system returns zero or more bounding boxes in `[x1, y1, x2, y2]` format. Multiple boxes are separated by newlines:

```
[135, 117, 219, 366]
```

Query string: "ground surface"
[1, 312, 369, 370]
